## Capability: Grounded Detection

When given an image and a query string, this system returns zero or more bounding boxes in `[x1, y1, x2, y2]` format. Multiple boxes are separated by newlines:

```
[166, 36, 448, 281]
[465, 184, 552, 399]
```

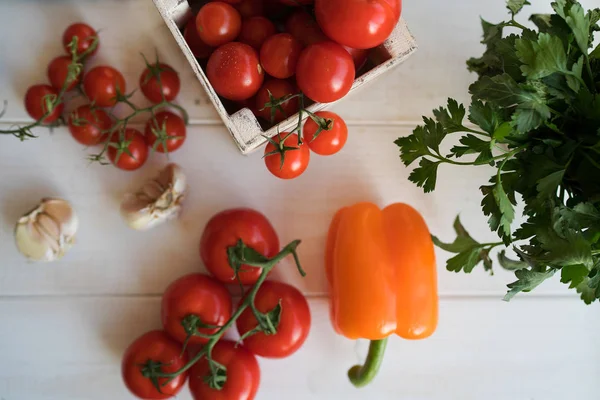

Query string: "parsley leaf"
[408, 158, 440, 193]
[553, 0, 591, 54]
[536, 169, 565, 199]
[560, 264, 589, 288]
[468, 100, 503, 135]
[507, 0, 530, 16]
[498, 250, 529, 270]
[432, 98, 467, 133]
[504, 268, 556, 301]
[449, 134, 494, 165]
[481, 173, 515, 244]
[516, 33, 568, 79]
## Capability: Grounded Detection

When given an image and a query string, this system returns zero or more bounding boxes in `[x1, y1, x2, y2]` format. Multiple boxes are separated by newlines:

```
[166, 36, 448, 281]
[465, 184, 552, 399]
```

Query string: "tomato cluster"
[122, 208, 311, 400]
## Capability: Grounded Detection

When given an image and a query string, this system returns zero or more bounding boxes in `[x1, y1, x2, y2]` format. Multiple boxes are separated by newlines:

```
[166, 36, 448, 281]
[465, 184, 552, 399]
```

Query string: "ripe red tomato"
[296, 41, 355, 103]
[122, 330, 188, 400]
[315, 0, 400, 49]
[107, 128, 149, 171]
[303, 111, 348, 155]
[161, 274, 232, 345]
[207, 42, 264, 101]
[235, 0, 264, 18]
[260, 33, 303, 79]
[68, 104, 112, 146]
[196, 2, 242, 47]
[264, 133, 310, 179]
[47, 56, 80, 91]
[255, 79, 299, 123]
[188, 341, 260, 400]
[139, 63, 180, 103]
[24, 85, 64, 124]
[184, 17, 213, 59]
[236, 280, 311, 358]
[285, 10, 328, 47]
[344, 46, 369, 71]
[83, 66, 126, 107]
[200, 208, 280, 285]
[238, 17, 276, 51]
[62, 23, 99, 56]
[145, 111, 187, 153]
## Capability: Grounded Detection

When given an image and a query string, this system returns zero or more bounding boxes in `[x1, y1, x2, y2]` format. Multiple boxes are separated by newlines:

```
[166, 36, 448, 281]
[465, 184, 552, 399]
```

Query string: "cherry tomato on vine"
[184, 17, 213, 59]
[207, 42, 264, 101]
[62, 23, 99, 56]
[68, 104, 113, 146]
[83, 66, 126, 108]
[237, 280, 311, 358]
[47, 56, 81, 91]
[264, 133, 310, 180]
[302, 111, 348, 156]
[161, 274, 232, 346]
[235, 0, 264, 18]
[107, 128, 149, 171]
[188, 341, 260, 400]
[296, 41, 355, 103]
[200, 208, 280, 285]
[196, 2, 242, 47]
[315, 0, 401, 49]
[260, 33, 303, 79]
[145, 111, 186, 153]
[285, 10, 327, 47]
[238, 17, 276, 51]
[122, 330, 188, 400]
[255, 79, 299, 123]
[24, 85, 64, 124]
[139, 63, 181, 104]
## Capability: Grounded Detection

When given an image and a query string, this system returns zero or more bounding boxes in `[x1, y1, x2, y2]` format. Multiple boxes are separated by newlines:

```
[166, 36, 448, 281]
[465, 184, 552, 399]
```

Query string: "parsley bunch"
[395, 0, 600, 303]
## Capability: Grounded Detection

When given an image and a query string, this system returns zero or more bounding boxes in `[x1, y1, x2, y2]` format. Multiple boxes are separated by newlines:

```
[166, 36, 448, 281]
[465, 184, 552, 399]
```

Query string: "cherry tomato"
[24, 84, 64, 124]
[62, 23, 99, 56]
[279, 0, 313, 5]
[145, 111, 186, 153]
[161, 274, 232, 345]
[255, 79, 299, 123]
[285, 11, 328, 47]
[196, 2, 242, 47]
[139, 63, 180, 104]
[200, 208, 280, 285]
[260, 33, 303, 79]
[235, 0, 264, 18]
[315, 0, 400, 49]
[107, 128, 149, 171]
[68, 104, 112, 146]
[344, 46, 369, 71]
[296, 41, 355, 103]
[207, 42, 264, 101]
[303, 111, 348, 156]
[83, 66, 126, 108]
[47, 56, 80, 91]
[184, 17, 214, 59]
[237, 281, 311, 358]
[122, 330, 188, 400]
[264, 133, 310, 179]
[238, 17, 276, 51]
[188, 341, 260, 400]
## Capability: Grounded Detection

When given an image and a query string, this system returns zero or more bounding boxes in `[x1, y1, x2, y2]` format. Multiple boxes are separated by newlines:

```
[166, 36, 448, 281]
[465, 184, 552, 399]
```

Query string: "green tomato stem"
[347, 339, 389, 388]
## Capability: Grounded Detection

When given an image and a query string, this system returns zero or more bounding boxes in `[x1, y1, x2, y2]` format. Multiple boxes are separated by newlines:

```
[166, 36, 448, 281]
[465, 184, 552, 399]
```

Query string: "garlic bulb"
[14, 198, 79, 262]
[120, 163, 186, 231]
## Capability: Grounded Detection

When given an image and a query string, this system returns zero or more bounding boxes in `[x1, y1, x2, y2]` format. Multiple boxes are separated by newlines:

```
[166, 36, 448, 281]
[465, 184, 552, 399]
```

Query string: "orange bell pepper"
[325, 202, 438, 387]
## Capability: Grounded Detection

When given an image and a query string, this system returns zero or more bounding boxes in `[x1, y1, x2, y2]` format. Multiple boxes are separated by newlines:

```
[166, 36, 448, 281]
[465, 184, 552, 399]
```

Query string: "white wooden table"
[0, 1, 598, 399]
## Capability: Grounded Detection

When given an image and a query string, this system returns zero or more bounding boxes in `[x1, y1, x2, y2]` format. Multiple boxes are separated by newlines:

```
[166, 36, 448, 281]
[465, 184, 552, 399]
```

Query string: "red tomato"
[139, 63, 180, 103]
[188, 341, 260, 400]
[196, 2, 242, 47]
[184, 17, 214, 59]
[264, 133, 310, 179]
[296, 41, 355, 103]
[279, 0, 313, 5]
[62, 23, 99, 56]
[200, 208, 280, 285]
[107, 128, 149, 171]
[161, 274, 232, 345]
[260, 33, 303, 79]
[145, 111, 186, 153]
[344, 46, 369, 71]
[237, 281, 311, 358]
[238, 17, 276, 51]
[24, 85, 64, 124]
[83, 66, 126, 107]
[285, 10, 328, 47]
[122, 330, 188, 400]
[303, 111, 348, 155]
[235, 0, 264, 18]
[207, 42, 264, 101]
[255, 79, 299, 123]
[47, 56, 80, 91]
[68, 104, 112, 146]
[315, 0, 400, 49]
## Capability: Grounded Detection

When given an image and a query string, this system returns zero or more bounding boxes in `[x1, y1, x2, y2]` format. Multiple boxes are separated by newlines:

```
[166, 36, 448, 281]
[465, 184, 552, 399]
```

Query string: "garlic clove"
[120, 163, 187, 231]
[14, 198, 79, 262]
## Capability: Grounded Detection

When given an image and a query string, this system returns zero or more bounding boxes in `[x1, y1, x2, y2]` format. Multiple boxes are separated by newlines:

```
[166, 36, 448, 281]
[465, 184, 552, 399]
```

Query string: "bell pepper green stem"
[347, 338, 388, 388]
